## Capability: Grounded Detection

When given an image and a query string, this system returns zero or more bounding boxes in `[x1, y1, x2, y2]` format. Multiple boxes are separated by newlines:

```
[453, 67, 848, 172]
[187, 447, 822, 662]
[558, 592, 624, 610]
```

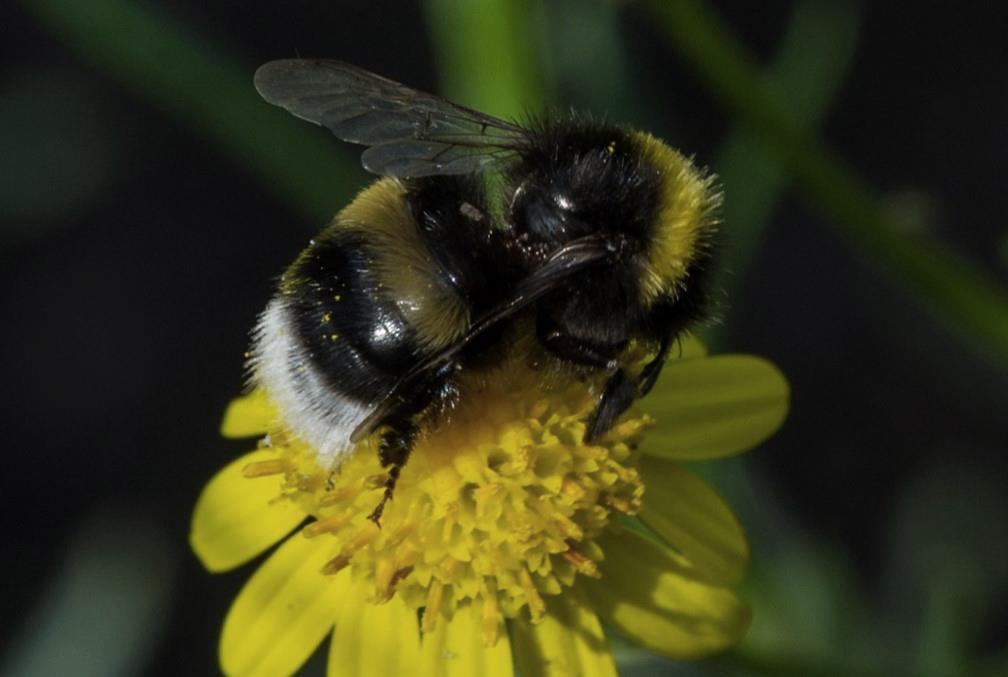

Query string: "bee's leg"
[537, 318, 624, 369]
[586, 335, 675, 441]
[366, 360, 458, 526]
[367, 418, 417, 527]
[637, 334, 672, 396]
[584, 369, 638, 442]
[537, 317, 634, 442]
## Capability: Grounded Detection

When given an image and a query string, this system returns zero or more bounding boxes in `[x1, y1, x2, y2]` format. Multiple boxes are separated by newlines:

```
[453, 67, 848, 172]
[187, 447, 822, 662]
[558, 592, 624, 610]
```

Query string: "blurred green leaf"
[975, 650, 1008, 677]
[742, 544, 864, 665]
[715, 1, 861, 317]
[24, 0, 361, 224]
[0, 509, 176, 677]
[539, 0, 638, 121]
[718, 462, 903, 677]
[649, 0, 1008, 365]
[605, 633, 686, 676]
[883, 459, 1008, 677]
[0, 70, 120, 230]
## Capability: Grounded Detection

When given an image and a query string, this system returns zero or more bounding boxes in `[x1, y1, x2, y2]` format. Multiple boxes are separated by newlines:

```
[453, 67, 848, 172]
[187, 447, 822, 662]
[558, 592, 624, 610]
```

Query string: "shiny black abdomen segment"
[287, 230, 417, 403]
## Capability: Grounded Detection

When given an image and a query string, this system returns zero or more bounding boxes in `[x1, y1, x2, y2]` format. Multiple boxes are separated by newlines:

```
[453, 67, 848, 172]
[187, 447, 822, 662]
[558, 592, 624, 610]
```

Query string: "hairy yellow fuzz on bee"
[248, 362, 651, 645]
[631, 131, 721, 307]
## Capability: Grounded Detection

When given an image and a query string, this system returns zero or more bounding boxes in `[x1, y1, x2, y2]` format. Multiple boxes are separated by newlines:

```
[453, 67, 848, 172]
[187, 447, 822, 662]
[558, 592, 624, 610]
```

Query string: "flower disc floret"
[244, 364, 651, 645]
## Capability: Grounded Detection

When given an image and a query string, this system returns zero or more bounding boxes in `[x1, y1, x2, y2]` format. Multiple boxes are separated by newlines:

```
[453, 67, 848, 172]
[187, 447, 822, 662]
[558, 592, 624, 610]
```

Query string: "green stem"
[650, 0, 1008, 363]
[422, 0, 550, 219]
[423, 0, 550, 116]
[24, 0, 359, 224]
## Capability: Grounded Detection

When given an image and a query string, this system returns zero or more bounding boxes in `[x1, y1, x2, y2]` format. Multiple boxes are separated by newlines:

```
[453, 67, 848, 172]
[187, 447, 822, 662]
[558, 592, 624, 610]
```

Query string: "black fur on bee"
[250, 60, 720, 524]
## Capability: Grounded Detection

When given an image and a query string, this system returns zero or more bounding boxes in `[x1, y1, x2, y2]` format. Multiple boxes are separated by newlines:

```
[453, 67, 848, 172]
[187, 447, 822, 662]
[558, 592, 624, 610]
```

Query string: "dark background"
[2, 1, 1006, 675]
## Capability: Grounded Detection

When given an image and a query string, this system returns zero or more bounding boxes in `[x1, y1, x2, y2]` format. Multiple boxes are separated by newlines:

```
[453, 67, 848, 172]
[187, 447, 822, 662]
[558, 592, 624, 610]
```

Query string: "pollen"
[254, 358, 650, 646]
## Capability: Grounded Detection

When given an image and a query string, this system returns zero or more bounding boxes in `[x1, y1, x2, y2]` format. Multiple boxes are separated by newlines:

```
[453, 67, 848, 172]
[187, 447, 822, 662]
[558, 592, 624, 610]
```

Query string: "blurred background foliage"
[2, 1, 1007, 675]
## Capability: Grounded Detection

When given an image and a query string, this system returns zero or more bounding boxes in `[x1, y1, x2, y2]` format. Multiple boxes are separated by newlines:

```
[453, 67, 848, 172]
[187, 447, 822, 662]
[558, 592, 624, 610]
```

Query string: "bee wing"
[254, 59, 529, 177]
[350, 235, 615, 442]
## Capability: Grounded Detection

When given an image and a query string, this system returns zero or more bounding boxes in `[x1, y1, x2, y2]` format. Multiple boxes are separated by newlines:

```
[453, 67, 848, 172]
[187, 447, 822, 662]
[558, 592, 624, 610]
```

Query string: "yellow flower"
[191, 338, 788, 676]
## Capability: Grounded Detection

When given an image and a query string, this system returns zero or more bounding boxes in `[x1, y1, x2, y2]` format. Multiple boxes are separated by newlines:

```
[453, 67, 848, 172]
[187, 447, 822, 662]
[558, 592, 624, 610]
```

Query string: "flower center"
[245, 361, 651, 645]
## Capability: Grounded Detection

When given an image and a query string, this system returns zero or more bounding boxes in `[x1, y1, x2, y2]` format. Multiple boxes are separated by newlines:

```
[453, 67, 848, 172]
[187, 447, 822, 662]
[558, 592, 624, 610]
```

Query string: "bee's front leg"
[584, 369, 637, 442]
[535, 316, 635, 442]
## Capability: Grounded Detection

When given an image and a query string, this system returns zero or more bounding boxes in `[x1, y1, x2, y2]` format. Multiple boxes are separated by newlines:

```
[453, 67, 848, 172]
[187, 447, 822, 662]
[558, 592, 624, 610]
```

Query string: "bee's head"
[510, 117, 720, 307]
[510, 121, 658, 256]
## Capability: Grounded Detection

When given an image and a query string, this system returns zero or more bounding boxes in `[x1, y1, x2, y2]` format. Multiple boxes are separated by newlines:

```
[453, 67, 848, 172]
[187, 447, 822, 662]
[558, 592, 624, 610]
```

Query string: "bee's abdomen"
[251, 177, 516, 467]
[286, 230, 417, 403]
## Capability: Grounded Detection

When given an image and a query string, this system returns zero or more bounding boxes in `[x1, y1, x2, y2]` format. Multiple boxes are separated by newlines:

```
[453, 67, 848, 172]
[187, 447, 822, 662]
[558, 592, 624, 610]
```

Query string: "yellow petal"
[643, 355, 788, 460]
[220, 533, 348, 677]
[220, 390, 278, 438]
[639, 456, 749, 584]
[328, 584, 422, 676]
[583, 528, 750, 659]
[511, 588, 616, 677]
[190, 450, 306, 572]
[419, 601, 513, 677]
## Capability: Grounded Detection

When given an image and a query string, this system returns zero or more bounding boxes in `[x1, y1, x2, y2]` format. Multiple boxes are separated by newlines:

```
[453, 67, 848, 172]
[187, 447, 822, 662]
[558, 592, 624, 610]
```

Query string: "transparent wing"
[254, 59, 529, 177]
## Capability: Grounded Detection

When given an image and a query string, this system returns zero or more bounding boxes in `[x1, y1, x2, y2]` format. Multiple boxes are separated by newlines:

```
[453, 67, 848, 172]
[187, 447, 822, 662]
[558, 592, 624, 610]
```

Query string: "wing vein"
[255, 59, 529, 177]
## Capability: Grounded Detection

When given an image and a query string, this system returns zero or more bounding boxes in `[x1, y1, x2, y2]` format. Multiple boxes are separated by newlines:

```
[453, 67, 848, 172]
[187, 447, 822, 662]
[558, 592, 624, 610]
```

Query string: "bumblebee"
[251, 60, 719, 523]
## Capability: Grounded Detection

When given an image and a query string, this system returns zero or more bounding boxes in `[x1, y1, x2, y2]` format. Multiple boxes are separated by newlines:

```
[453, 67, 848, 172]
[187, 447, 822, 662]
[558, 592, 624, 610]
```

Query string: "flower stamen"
[562, 547, 601, 578]
[318, 482, 367, 507]
[375, 556, 415, 602]
[321, 554, 351, 576]
[242, 459, 289, 477]
[302, 513, 351, 538]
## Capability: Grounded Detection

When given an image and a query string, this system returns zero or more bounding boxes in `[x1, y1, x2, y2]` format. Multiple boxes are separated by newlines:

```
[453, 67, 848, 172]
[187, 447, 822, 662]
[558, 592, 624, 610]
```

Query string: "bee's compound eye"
[521, 197, 564, 240]
[513, 186, 572, 244]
